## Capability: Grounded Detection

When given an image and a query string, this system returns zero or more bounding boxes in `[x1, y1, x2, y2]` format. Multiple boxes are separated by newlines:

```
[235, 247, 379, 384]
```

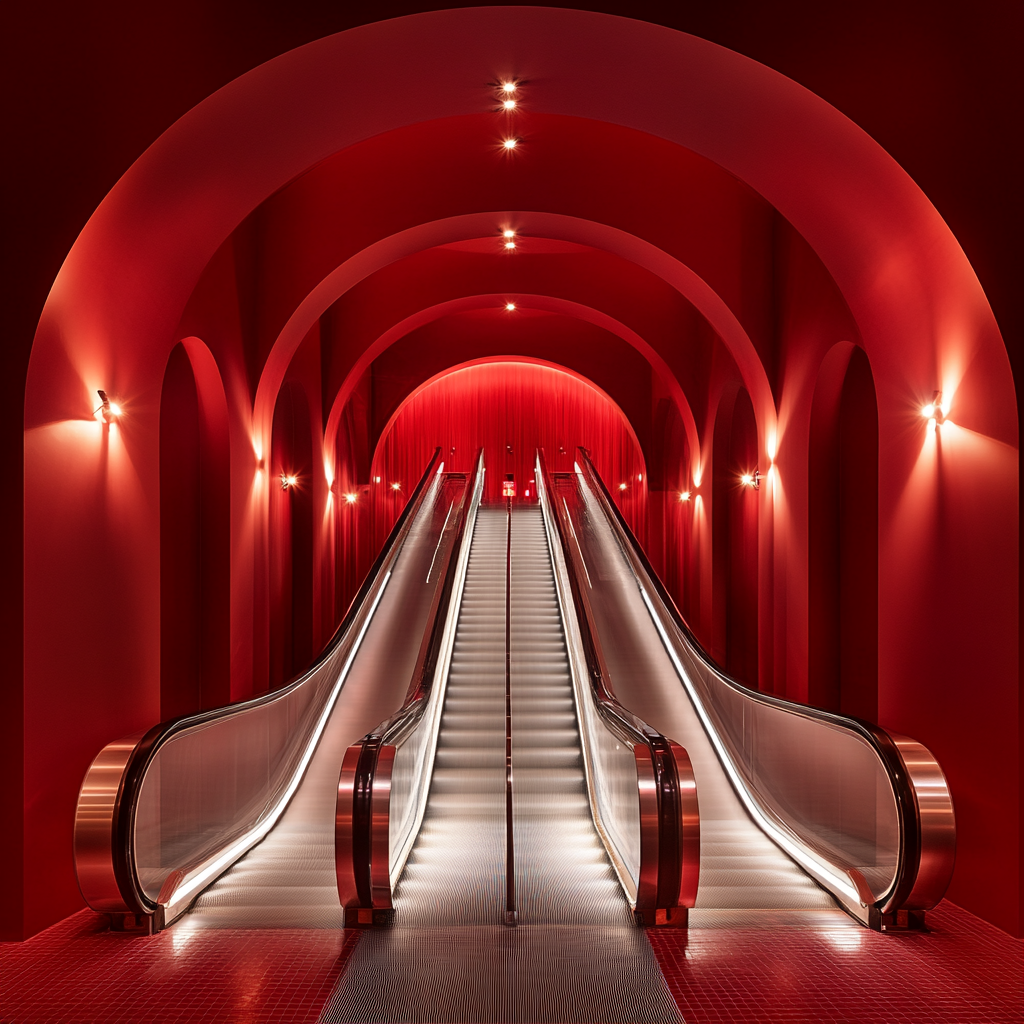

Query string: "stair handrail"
[575, 446, 955, 928]
[536, 450, 699, 925]
[74, 449, 445, 929]
[335, 450, 485, 924]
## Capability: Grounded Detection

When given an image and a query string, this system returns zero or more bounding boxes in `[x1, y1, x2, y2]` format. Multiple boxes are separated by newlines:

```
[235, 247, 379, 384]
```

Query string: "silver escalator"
[510, 506, 631, 926]
[324, 503, 682, 1023]
[186, 482, 470, 928]
[73, 451, 469, 931]
[545, 448, 957, 932]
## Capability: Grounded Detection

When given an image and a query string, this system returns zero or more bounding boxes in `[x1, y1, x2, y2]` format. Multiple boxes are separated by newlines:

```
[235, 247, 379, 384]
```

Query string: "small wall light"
[618, 482, 628, 491]
[501, 81, 517, 94]
[922, 390, 947, 426]
[741, 470, 761, 490]
[95, 390, 122, 423]
[505, 302, 516, 311]
[502, 137, 518, 151]
[281, 474, 298, 490]
[344, 492, 358, 505]
[390, 482, 402, 491]
[503, 98, 517, 110]
[678, 491, 691, 502]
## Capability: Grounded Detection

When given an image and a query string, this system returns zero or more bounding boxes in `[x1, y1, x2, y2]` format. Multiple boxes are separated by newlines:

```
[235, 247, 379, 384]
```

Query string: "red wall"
[369, 359, 647, 536]
[10, 9, 1020, 942]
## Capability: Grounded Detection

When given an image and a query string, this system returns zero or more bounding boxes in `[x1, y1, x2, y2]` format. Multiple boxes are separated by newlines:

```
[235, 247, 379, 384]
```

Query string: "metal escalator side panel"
[74, 449, 446, 926]
[535, 450, 699, 925]
[335, 452, 485, 920]
[572, 446, 956, 927]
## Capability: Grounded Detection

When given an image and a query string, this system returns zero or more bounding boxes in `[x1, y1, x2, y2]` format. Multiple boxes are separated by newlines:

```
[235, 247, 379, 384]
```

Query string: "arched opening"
[712, 385, 760, 687]
[809, 344, 879, 720]
[269, 381, 314, 689]
[368, 357, 646, 525]
[158, 340, 230, 719]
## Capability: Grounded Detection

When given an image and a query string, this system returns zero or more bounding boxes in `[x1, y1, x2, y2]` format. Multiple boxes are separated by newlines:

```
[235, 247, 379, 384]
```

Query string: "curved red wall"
[370, 359, 647, 535]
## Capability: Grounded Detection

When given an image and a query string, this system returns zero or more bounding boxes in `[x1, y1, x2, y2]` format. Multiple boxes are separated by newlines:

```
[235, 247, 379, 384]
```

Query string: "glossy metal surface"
[74, 732, 145, 913]
[670, 742, 700, 909]
[537, 453, 699, 922]
[335, 745, 361, 910]
[572, 448, 956, 924]
[74, 450, 446, 922]
[883, 733, 956, 912]
[370, 745, 395, 908]
[334, 455, 483, 916]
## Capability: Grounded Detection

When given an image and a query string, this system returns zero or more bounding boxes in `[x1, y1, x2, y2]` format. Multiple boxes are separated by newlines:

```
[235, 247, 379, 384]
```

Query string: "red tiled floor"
[0, 911, 359, 1024]
[647, 900, 1024, 1024]
[3, 901, 1021, 1023]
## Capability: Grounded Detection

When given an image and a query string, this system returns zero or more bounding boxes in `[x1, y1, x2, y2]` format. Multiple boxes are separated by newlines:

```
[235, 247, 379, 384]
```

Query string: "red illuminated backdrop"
[5, 5, 1021, 944]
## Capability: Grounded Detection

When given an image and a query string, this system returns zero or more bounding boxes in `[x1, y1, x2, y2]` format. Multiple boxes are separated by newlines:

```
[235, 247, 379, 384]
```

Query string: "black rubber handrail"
[573, 446, 941, 917]
[111, 448, 445, 914]
[343, 451, 483, 915]
[537, 450, 695, 918]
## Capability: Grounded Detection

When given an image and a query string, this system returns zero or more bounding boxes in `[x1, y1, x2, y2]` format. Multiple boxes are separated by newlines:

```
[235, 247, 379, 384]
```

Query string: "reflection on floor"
[2, 901, 1020, 1023]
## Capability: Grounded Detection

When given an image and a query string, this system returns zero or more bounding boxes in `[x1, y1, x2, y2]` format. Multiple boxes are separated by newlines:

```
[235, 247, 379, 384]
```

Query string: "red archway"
[18, 8, 1019, 939]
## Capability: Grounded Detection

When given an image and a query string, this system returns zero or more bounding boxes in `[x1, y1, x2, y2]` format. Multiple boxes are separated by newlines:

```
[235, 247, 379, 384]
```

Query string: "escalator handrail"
[574, 446, 955, 916]
[337, 451, 484, 914]
[537, 450, 698, 915]
[75, 448, 445, 918]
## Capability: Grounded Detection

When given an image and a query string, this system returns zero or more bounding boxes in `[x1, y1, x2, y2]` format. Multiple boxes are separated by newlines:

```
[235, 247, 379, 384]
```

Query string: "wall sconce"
[390, 482, 402, 491]
[343, 492, 358, 505]
[741, 470, 761, 490]
[922, 390, 947, 426]
[95, 390, 122, 423]
[678, 491, 691, 502]
[280, 474, 298, 490]
[618, 482, 628, 491]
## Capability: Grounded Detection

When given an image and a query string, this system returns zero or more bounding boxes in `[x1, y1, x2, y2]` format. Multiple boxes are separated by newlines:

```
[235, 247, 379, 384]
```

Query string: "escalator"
[327, 499, 687, 1022]
[73, 450, 471, 931]
[74, 440, 956, 974]
[545, 448, 956, 932]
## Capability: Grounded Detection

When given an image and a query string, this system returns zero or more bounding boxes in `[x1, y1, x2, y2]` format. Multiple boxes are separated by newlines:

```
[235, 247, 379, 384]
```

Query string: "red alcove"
[159, 340, 231, 718]
[712, 385, 760, 688]
[809, 343, 880, 721]
[367, 359, 647, 537]
[269, 381, 314, 689]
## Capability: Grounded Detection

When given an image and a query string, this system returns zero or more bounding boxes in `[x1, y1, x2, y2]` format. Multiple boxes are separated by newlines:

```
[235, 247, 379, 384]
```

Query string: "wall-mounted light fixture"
[678, 491, 691, 502]
[505, 302, 516, 311]
[280, 474, 298, 490]
[344, 492, 358, 505]
[741, 469, 761, 490]
[618, 482, 628, 491]
[502, 137, 518, 151]
[390, 482, 402, 491]
[922, 390, 947, 426]
[95, 390, 122, 423]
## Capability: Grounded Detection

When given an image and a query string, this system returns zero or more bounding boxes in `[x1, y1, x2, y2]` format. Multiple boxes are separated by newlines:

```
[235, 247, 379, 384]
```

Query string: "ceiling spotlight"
[504, 241, 516, 251]
[505, 302, 516, 311]
[501, 81, 517, 93]
[502, 137, 518, 150]
[503, 98, 517, 110]
[503, 229, 516, 238]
